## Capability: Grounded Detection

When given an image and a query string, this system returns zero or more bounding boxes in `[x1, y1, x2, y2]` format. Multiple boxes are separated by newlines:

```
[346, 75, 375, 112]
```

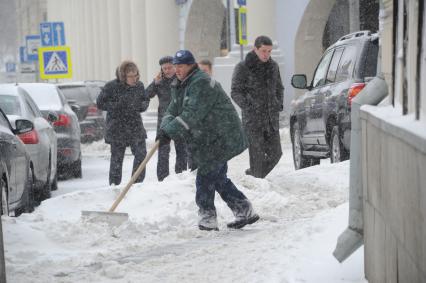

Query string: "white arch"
[294, 0, 336, 88]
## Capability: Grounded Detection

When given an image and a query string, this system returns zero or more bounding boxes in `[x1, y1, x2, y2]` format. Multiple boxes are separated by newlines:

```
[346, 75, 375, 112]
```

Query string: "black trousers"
[157, 140, 189, 181]
[109, 139, 147, 185]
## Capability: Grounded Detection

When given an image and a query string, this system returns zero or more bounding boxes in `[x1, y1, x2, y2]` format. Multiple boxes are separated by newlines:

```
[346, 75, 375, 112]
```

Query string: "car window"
[326, 48, 344, 84]
[22, 91, 43, 118]
[361, 39, 379, 78]
[0, 95, 22, 116]
[23, 99, 36, 119]
[0, 110, 10, 128]
[335, 45, 357, 82]
[59, 86, 92, 104]
[22, 85, 63, 110]
[86, 85, 102, 102]
[312, 50, 334, 88]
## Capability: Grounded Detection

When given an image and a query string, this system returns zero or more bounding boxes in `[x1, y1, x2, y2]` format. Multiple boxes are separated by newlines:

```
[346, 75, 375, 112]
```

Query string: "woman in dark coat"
[97, 61, 150, 185]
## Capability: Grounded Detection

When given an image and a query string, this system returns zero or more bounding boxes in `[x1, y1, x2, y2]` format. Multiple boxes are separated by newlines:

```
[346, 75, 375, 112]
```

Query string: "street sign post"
[40, 22, 66, 46]
[19, 46, 28, 63]
[238, 6, 248, 61]
[238, 7, 248, 46]
[26, 35, 41, 61]
[38, 46, 72, 80]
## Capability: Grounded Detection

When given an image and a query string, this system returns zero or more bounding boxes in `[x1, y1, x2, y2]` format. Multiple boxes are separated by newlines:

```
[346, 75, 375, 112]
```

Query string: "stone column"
[107, 0, 121, 78]
[119, 0, 132, 59]
[349, 0, 360, 32]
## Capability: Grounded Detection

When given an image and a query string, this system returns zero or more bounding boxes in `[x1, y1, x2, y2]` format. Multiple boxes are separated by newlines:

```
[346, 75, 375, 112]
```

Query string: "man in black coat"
[146, 56, 189, 181]
[97, 61, 150, 185]
[231, 35, 284, 178]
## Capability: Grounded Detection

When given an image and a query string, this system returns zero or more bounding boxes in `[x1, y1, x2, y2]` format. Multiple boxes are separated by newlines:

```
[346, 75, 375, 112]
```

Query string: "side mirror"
[291, 74, 308, 89]
[47, 112, 58, 123]
[70, 104, 80, 113]
[14, 119, 34, 135]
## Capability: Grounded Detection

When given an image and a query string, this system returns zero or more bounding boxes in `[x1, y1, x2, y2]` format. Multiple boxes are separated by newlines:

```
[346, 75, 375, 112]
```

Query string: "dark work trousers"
[195, 163, 251, 219]
[247, 128, 282, 178]
[157, 140, 189, 181]
[109, 139, 147, 185]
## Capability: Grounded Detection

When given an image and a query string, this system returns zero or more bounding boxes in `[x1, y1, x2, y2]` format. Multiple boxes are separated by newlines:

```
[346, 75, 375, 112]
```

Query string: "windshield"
[59, 86, 92, 104]
[0, 95, 22, 116]
[19, 84, 63, 111]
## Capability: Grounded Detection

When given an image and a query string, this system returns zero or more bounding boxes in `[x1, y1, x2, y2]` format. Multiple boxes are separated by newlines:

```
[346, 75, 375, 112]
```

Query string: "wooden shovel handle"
[108, 140, 160, 212]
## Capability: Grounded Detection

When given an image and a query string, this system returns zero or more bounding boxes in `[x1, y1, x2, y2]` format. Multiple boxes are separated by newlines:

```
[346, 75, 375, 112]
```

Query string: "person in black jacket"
[97, 60, 150, 185]
[146, 56, 189, 181]
[231, 35, 284, 178]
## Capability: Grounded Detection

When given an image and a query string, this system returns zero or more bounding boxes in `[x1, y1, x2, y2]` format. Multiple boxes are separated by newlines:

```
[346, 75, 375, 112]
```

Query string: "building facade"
[361, 0, 426, 281]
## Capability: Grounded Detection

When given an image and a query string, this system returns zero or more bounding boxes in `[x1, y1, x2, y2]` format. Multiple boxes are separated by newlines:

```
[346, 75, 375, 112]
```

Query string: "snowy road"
[3, 129, 366, 282]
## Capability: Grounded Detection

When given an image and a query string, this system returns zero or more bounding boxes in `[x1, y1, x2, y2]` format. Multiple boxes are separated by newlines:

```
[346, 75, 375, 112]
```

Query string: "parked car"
[19, 83, 82, 178]
[0, 107, 35, 216]
[0, 84, 58, 202]
[290, 31, 379, 169]
[57, 81, 106, 143]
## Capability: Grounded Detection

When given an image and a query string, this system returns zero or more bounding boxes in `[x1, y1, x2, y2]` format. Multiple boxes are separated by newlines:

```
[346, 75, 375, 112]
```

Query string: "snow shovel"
[81, 141, 160, 225]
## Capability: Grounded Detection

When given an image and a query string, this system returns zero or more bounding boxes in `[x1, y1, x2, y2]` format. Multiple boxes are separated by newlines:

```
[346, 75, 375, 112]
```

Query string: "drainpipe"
[333, 75, 388, 262]
[333, 0, 387, 263]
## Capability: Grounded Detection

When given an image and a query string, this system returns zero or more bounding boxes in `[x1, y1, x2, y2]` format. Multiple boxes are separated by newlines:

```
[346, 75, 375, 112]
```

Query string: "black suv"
[290, 31, 378, 169]
[57, 81, 106, 143]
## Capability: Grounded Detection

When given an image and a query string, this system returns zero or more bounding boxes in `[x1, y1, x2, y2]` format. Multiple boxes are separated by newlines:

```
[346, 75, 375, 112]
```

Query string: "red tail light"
[347, 83, 366, 106]
[18, 130, 39, 144]
[87, 104, 99, 116]
[53, 114, 71, 127]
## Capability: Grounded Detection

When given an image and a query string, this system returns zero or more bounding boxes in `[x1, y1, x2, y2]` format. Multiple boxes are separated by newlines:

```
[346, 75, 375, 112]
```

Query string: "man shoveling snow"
[156, 50, 259, 231]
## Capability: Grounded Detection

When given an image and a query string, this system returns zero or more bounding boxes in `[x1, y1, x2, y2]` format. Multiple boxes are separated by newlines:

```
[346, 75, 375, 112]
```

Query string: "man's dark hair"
[198, 59, 212, 69]
[254, 35, 273, 48]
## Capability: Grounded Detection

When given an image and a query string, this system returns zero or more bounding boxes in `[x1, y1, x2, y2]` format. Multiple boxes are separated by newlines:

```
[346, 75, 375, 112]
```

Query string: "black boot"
[227, 214, 260, 229]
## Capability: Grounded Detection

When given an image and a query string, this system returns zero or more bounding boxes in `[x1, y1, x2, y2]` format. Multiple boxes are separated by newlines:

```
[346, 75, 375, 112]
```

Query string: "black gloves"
[156, 130, 171, 145]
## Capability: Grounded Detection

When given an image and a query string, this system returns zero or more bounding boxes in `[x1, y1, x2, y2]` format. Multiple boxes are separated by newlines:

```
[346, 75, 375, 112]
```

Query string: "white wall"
[246, 0, 276, 42]
[46, 0, 179, 85]
[275, 0, 310, 111]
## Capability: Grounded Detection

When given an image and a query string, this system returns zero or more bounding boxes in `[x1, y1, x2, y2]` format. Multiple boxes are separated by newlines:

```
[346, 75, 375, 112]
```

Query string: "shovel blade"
[81, 210, 129, 226]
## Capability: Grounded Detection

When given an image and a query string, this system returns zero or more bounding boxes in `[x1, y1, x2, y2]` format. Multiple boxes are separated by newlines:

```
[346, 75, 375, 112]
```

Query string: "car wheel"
[50, 173, 58, 191]
[292, 122, 319, 170]
[72, 158, 82, 178]
[0, 178, 9, 216]
[39, 158, 53, 202]
[330, 126, 349, 163]
[16, 169, 35, 216]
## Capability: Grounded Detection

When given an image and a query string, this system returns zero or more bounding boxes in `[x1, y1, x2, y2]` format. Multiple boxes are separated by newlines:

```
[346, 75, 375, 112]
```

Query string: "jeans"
[195, 163, 252, 221]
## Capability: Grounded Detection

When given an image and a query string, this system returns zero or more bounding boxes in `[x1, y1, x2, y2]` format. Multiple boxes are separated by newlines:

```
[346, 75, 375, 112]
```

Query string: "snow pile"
[3, 130, 366, 283]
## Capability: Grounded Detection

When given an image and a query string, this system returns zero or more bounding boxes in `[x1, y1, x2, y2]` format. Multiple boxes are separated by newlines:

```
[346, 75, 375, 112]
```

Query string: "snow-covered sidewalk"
[3, 130, 366, 282]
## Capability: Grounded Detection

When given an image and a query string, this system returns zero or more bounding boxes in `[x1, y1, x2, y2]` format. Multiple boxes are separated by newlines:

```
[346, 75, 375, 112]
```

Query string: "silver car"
[0, 84, 58, 202]
[19, 83, 82, 179]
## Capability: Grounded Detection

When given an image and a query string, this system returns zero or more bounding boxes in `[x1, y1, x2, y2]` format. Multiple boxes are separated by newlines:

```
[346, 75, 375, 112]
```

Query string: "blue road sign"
[42, 49, 69, 75]
[26, 35, 41, 61]
[237, 0, 246, 6]
[6, 62, 16, 73]
[19, 46, 28, 63]
[40, 22, 66, 46]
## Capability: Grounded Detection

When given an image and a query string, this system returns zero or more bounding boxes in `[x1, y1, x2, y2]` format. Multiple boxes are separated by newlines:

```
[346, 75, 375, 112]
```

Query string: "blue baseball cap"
[173, 50, 196, 65]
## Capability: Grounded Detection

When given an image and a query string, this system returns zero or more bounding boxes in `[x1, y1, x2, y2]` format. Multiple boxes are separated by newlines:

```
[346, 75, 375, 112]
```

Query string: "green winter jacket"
[160, 67, 247, 175]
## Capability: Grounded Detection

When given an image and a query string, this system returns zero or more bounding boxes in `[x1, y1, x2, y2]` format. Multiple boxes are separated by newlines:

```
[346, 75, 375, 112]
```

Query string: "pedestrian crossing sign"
[38, 46, 72, 80]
